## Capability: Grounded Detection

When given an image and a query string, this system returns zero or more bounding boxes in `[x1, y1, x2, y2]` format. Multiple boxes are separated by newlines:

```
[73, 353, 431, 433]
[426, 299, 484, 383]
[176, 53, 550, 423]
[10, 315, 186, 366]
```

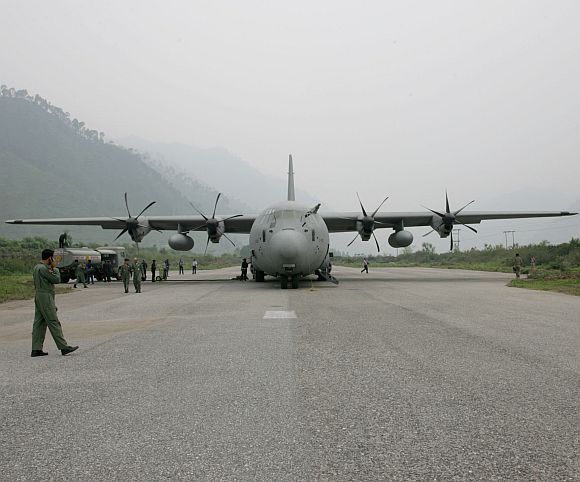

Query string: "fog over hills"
[0, 92, 246, 252]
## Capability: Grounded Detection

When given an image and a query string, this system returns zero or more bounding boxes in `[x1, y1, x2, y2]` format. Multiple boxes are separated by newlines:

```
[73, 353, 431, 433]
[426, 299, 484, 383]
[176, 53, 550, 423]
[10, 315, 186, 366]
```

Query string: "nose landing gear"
[280, 275, 299, 289]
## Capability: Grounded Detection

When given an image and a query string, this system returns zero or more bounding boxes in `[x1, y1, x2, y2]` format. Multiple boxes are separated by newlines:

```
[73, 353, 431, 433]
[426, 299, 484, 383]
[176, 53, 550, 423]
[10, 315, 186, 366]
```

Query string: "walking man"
[73, 260, 87, 288]
[361, 257, 369, 274]
[151, 259, 156, 282]
[31, 249, 78, 357]
[119, 258, 131, 293]
[132, 258, 143, 293]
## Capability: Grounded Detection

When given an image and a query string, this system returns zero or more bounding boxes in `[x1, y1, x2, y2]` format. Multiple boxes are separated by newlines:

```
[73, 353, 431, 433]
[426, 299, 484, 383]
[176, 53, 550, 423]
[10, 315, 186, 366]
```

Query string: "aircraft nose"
[270, 229, 305, 262]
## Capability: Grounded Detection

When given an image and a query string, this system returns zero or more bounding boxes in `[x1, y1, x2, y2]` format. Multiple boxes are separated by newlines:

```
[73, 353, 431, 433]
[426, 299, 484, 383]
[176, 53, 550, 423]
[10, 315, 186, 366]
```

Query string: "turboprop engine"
[168, 233, 194, 251]
[388, 230, 413, 248]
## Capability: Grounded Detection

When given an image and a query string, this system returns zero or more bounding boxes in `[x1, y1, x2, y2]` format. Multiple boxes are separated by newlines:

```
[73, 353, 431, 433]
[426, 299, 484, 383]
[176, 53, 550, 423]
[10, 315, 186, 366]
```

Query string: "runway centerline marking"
[263, 310, 296, 319]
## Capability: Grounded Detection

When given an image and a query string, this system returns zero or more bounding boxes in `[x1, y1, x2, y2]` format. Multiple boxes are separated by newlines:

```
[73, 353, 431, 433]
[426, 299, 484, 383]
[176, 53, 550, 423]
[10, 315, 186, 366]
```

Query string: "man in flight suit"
[119, 258, 131, 293]
[73, 260, 87, 288]
[132, 258, 143, 293]
[31, 249, 78, 357]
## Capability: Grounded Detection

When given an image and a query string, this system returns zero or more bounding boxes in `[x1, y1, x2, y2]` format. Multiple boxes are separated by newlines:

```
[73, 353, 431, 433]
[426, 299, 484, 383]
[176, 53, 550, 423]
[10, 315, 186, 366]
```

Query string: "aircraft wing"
[5, 215, 258, 233]
[322, 210, 577, 232]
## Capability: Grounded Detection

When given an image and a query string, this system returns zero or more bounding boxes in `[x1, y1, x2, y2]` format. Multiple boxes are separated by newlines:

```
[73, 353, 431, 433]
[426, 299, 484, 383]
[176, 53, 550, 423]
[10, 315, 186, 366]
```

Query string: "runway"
[0, 266, 578, 480]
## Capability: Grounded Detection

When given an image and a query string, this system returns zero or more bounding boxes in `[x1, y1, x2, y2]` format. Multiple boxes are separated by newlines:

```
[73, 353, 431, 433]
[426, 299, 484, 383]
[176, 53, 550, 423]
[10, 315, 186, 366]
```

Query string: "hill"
[0, 89, 245, 251]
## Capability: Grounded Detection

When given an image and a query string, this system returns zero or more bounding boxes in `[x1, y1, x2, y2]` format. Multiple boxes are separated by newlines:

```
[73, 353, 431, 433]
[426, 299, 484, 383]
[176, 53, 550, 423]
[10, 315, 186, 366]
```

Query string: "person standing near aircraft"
[241, 258, 249, 280]
[361, 257, 369, 274]
[31, 249, 78, 357]
[151, 259, 156, 282]
[73, 260, 87, 288]
[86, 259, 95, 285]
[163, 259, 169, 280]
[513, 253, 523, 279]
[141, 259, 147, 281]
[103, 259, 112, 282]
[192, 258, 197, 274]
[178, 258, 184, 275]
[119, 258, 131, 293]
[132, 258, 143, 293]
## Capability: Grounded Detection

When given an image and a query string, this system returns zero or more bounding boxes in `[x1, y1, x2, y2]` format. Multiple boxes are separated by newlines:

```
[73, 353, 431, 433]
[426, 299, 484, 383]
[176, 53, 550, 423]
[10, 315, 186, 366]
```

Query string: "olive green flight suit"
[132, 263, 142, 293]
[119, 263, 131, 293]
[74, 262, 87, 288]
[32, 263, 68, 351]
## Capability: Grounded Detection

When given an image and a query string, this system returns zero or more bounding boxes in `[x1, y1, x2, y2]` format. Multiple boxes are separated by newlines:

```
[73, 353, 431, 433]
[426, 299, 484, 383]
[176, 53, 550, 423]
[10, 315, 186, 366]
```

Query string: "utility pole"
[503, 230, 516, 249]
[453, 229, 461, 251]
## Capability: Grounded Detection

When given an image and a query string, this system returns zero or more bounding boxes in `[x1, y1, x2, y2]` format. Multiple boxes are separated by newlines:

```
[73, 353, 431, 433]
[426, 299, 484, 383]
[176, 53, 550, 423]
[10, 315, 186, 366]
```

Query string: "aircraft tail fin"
[287, 154, 295, 201]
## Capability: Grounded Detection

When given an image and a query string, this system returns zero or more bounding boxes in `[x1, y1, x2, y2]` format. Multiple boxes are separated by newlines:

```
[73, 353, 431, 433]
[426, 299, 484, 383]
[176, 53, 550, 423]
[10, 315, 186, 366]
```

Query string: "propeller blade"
[453, 200, 475, 216]
[124, 192, 131, 218]
[347, 232, 360, 247]
[356, 192, 368, 217]
[450, 231, 454, 251]
[212, 193, 221, 218]
[456, 219, 478, 233]
[222, 233, 236, 247]
[371, 197, 389, 217]
[114, 228, 128, 241]
[136, 201, 156, 219]
[189, 202, 208, 221]
[222, 214, 243, 222]
[445, 190, 450, 214]
[422, 205, 446, 218]
[203, 236, 211, 255]
[372, 232, 380, 253]
[423, 229, 435, 237]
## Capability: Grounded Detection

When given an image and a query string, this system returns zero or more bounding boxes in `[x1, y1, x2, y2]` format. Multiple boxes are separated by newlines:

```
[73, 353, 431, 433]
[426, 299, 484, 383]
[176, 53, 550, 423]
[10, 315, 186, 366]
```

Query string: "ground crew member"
[192, 258, 197, 274]
[73, 260, 87, 288]
[103, 259, 112, 282]
[513, 253, 523, 279]
[151, 259, 156, 282]
[141, 259, 147, 281]
[241, 258, 249, 280]
[86, 259, 95, 285]
[132, 258, 143, 293]
[179, 258, 184, 275]
[119, 258, 131, 293]
[31, 249, 78, 357]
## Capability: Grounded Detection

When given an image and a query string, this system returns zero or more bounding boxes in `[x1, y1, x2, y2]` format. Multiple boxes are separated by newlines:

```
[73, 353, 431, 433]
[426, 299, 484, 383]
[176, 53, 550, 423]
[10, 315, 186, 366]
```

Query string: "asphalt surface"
[0, 267, 578, 481]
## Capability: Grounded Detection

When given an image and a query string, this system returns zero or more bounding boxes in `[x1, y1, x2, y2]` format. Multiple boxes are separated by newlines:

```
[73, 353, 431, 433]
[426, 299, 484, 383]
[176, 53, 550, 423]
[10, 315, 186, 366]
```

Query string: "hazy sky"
[2, 1, 579, 250]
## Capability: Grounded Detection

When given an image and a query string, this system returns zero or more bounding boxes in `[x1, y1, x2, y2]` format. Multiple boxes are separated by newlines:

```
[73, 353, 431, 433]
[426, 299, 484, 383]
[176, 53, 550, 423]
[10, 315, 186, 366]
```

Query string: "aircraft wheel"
[291, 276, 299, 289]
[255, 270, 265, 282]
[281, 276, 288, 289]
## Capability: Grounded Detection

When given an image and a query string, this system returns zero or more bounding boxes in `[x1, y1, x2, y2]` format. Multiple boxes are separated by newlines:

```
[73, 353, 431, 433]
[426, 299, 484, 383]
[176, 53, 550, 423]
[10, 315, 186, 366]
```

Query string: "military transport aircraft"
[6, 156, 576, 289]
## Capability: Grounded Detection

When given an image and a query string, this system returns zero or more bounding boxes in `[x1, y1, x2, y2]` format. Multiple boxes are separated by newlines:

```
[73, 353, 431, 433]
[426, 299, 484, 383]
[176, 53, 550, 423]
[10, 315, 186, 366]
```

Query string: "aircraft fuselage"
[249, 201, 329, 281]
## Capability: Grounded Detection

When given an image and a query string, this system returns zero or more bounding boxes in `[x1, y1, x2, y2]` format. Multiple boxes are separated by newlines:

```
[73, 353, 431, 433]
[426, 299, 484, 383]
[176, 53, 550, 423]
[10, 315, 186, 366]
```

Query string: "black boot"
[61, 346, 79, 356]
[31, 350, 48, 357]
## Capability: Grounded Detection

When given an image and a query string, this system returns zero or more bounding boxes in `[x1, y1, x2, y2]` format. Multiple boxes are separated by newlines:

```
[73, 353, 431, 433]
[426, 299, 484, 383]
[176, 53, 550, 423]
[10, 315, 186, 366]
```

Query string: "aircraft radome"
[6, 156, 577, 289]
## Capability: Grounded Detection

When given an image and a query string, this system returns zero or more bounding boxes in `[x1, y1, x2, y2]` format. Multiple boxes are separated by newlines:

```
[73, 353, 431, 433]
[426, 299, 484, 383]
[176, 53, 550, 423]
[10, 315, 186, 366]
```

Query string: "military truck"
[53, 246, 126, 283]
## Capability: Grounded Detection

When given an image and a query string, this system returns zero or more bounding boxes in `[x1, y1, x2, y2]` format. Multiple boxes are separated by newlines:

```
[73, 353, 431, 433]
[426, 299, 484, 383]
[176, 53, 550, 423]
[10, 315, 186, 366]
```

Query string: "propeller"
[111, 192, 157, 247]
[189, 193, 243, 254]
[422, 191, 478, 250]
[345, 193, 389, 252]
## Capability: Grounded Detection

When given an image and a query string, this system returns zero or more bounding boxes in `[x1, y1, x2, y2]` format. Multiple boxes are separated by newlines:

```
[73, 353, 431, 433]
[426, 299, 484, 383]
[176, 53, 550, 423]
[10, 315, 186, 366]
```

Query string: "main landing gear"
[280, 275, 299, 289]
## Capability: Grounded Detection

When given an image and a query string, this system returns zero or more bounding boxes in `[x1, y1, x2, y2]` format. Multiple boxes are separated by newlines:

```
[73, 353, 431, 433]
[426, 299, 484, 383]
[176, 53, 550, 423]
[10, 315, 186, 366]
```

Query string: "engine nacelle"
[168, 233, 194, 251]
[388, 230, 413, 248]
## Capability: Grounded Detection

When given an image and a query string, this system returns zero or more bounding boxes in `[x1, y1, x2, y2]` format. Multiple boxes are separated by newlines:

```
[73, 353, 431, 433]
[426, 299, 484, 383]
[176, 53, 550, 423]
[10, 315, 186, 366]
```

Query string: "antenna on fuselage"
[287, 154, 295, 201]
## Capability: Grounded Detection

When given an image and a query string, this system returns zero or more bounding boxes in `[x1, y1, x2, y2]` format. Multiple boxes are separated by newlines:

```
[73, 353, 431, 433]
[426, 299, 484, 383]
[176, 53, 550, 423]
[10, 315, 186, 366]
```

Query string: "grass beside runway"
[508, 272, 580, 296]
[0, 275, 72, 303]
